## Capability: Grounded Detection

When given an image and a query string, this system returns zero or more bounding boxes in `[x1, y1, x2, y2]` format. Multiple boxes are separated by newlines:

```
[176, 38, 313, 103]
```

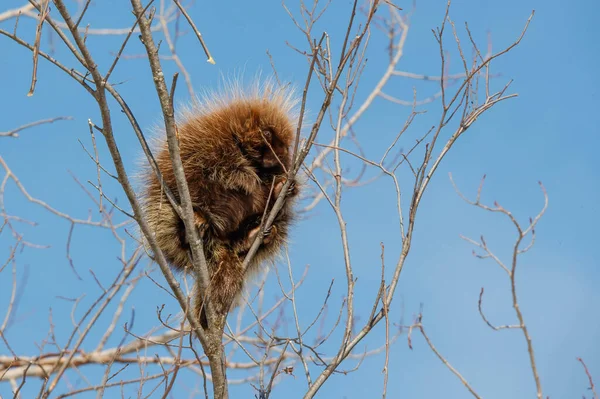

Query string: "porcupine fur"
[140, 79, 300, 327]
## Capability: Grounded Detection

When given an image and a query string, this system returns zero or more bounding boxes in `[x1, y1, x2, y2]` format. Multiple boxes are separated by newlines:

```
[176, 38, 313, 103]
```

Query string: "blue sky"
[1, 0, 599, 398]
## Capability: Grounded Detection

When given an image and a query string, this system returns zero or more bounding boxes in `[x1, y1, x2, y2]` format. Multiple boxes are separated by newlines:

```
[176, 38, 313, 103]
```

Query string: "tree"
[1, 1, 598, 398]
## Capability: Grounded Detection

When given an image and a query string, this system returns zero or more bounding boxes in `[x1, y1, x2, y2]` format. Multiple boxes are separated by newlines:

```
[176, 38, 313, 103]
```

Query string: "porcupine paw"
[261, 224, 278, 245]
[247, 223, 278, 246]
[287, 179, 298, 197]
[273, 176, 297, 199]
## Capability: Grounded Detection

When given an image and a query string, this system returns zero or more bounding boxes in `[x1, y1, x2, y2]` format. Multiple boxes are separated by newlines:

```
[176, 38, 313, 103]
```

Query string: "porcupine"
[141, 80, 300, 327]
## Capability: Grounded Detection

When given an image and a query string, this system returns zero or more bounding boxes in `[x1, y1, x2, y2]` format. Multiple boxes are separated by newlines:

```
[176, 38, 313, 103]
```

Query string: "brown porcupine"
[140, 81, 300, 327]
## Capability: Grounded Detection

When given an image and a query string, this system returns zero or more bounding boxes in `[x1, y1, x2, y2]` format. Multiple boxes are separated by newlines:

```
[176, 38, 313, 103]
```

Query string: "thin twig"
[0, 116, 73, 138]
[172, 0, 215, 64]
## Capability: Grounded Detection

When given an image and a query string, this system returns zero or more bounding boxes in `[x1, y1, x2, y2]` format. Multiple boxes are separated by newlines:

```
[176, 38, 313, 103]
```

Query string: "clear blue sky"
[1, 0, 599, 398]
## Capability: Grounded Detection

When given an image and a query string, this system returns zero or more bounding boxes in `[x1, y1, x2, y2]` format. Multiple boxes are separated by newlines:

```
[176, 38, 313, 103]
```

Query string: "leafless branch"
[452, 175, 547, 399]
[408, 315, 481, 398]
[578, 357, 598, 399]
[0, 116, 73, 138]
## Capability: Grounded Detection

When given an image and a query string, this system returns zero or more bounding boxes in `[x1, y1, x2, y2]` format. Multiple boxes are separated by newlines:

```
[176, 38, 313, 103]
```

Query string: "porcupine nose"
[262, 153, 279, 168]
